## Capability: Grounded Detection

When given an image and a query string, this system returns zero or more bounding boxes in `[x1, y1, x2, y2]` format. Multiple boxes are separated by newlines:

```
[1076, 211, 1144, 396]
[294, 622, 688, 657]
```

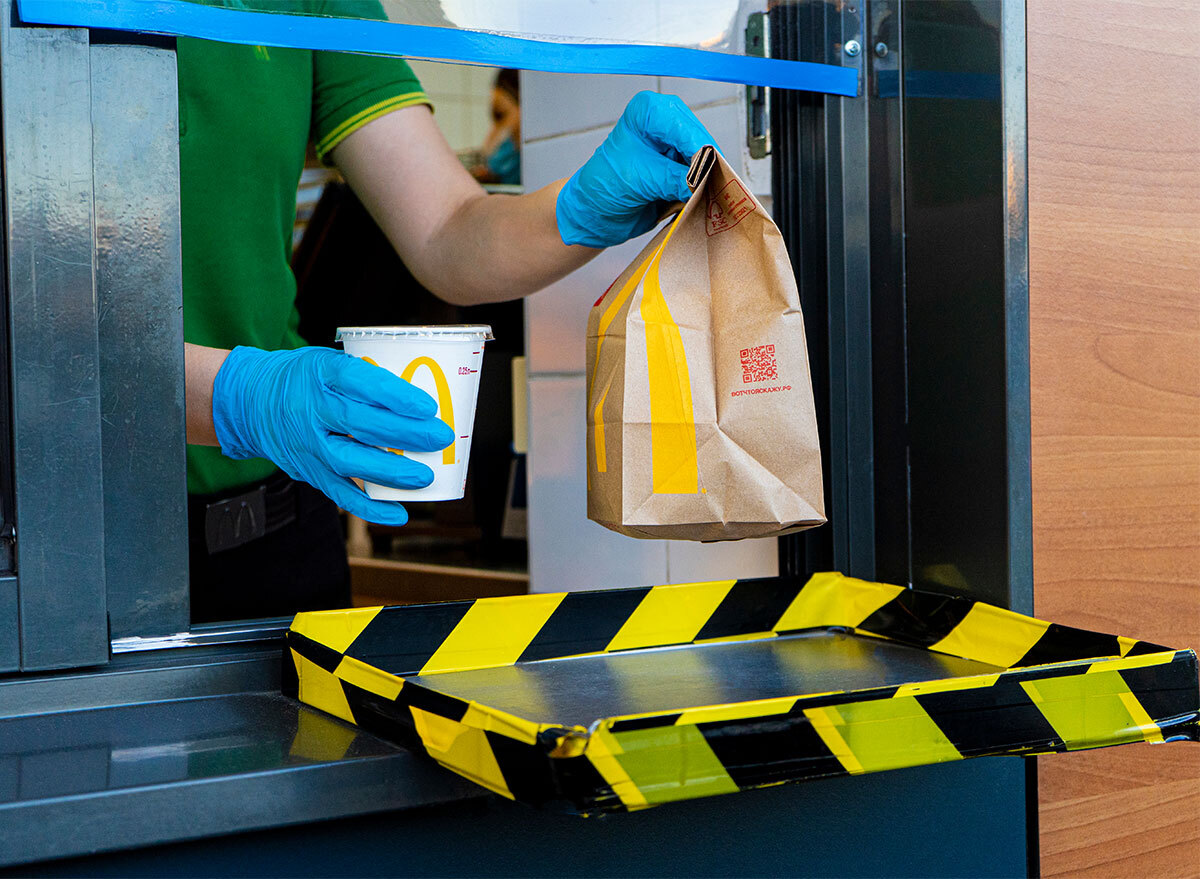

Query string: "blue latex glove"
[556, 91, 717, 248]
[212, 345, 454, 525]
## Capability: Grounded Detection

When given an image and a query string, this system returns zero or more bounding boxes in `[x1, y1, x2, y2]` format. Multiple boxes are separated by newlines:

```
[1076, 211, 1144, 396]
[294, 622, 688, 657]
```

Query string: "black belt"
[196, 471, 300, 555]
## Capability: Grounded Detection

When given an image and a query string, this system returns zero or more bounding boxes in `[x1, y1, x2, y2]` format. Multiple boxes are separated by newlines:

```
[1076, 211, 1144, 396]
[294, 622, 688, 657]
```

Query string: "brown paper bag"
[586, 146, 825, 541]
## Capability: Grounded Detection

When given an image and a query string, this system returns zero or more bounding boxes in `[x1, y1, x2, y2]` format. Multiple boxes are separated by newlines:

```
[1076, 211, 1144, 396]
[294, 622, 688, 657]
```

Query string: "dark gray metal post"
[91, 33, 190, 639]
[901, 0, 1023, 611]
[1, 6, 109, 670]
[865, 0, 912, 588]
[0, 576, 16, 671]
[823, 3, 877, 580]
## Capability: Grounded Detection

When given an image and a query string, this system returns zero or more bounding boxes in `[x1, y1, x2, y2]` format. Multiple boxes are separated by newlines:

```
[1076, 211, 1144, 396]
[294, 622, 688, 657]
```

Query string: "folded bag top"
[586, 145, 826, 541]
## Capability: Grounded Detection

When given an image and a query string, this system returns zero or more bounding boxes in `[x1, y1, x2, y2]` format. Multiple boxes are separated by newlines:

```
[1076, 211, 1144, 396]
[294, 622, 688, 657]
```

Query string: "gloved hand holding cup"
[211, 344, 457, 526]
[335, 325, 493, 503]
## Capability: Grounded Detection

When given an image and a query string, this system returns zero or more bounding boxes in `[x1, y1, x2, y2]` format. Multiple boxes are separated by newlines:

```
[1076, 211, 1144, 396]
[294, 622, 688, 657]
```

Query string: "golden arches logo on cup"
[362, 356, 455, 464]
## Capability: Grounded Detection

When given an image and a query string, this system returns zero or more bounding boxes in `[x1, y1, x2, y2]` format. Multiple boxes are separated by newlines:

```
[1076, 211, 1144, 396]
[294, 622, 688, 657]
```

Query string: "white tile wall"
[521, 124, 606, 191]
[526, 375, 669, 592]
[666, 539, 778, 584]
[523, 72, 657, 142]
[690, 100, 744, 170]
[522, 71, 778, 593]
[409, 60, 498, 151]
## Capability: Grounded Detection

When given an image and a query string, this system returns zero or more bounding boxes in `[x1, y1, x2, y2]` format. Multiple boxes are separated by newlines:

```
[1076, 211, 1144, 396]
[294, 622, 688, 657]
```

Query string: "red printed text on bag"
[706, 179, 755, 236]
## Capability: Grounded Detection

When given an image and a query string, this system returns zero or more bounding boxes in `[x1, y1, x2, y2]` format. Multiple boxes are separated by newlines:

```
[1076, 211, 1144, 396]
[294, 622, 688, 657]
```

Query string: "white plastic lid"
[335, 324, 494, 342]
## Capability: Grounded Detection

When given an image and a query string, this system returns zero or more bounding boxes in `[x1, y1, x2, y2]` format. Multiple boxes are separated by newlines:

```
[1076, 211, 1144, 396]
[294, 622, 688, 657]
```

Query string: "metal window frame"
[775, 0, 1031, 616]
[1, 7, 109, 671]
[91, 28, 191, 641]
[0, 6, 191, 672]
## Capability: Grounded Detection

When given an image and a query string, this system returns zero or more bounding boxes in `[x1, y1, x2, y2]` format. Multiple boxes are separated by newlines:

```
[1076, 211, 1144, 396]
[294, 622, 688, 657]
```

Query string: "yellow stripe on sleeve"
[315, 91, 431, 160]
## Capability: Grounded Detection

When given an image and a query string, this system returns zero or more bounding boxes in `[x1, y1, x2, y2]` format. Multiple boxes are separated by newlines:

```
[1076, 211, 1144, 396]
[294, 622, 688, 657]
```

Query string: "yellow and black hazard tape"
[283, 572, 1199, 814]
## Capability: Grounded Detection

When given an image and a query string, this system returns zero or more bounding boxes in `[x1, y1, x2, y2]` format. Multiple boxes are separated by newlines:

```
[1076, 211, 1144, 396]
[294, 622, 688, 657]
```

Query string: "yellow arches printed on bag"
[363, 355, 455, 464]
[589, 211, 699, 494]
[593, 375, 613, 474]
[588, 238, 658, 477]
[639, 215, 698, 494]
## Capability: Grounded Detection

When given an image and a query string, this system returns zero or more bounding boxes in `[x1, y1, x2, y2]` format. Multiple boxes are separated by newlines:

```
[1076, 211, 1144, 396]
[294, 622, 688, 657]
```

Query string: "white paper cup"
[335, 325, 493, 502]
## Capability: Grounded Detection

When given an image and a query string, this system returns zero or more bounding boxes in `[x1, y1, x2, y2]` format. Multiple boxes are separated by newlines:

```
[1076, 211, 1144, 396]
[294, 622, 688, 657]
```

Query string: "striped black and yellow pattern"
[284, 573, 1199, 814]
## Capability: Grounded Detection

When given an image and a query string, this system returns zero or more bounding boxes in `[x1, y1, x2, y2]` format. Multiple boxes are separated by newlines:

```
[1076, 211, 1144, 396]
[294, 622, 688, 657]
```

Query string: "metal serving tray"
[284, 573, 1199, 814]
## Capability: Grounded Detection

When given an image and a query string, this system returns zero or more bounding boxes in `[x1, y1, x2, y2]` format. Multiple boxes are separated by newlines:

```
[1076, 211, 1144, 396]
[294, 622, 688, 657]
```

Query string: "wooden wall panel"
[1027, 0, 1200, 876]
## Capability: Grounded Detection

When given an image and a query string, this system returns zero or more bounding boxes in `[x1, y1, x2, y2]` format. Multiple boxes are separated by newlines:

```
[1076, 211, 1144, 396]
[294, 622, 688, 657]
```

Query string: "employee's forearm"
[335, 106, 599, 307]
[354, 172, 598, 307]
[420, 180, 598, 305]
[185, 342, 229, 446]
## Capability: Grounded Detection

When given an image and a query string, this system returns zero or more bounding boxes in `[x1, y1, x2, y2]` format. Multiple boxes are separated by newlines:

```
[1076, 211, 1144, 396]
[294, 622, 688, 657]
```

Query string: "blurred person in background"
[470, 68, 521, 185]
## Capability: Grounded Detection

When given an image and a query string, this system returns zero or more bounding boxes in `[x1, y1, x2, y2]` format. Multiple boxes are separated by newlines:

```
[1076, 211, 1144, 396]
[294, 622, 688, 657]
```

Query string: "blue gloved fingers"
[555, 90, 722, 249]
[324, 395, 454, 453]
[210, 344, 438, 526]
[557, 147, 687, 247]
[624, 91, 717, 167]
[321, 435, 436, 490]
[622, 142, 694, 205]
[322, 353, 439, 419]
[314, 474, 411, 526]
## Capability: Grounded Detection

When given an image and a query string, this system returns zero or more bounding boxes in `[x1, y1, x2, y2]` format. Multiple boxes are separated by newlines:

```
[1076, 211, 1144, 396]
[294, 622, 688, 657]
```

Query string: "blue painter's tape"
[17, 0, 859, 96]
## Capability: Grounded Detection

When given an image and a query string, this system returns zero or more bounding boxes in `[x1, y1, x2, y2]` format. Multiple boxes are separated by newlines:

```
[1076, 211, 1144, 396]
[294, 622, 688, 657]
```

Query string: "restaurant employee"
[175, 34, 715, 621]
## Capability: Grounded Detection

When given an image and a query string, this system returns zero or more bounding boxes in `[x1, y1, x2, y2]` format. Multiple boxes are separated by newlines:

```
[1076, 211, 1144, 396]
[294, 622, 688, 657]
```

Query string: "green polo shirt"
[178, 10, 429, 495]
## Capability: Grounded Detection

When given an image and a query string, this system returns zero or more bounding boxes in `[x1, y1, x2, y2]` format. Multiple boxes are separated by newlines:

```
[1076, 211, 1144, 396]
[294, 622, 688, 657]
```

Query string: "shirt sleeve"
[309, 2, 432, 163]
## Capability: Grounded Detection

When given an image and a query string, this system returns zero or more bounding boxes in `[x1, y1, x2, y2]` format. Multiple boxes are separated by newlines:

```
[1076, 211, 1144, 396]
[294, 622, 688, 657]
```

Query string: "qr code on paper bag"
[740, 344, 778, 383]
